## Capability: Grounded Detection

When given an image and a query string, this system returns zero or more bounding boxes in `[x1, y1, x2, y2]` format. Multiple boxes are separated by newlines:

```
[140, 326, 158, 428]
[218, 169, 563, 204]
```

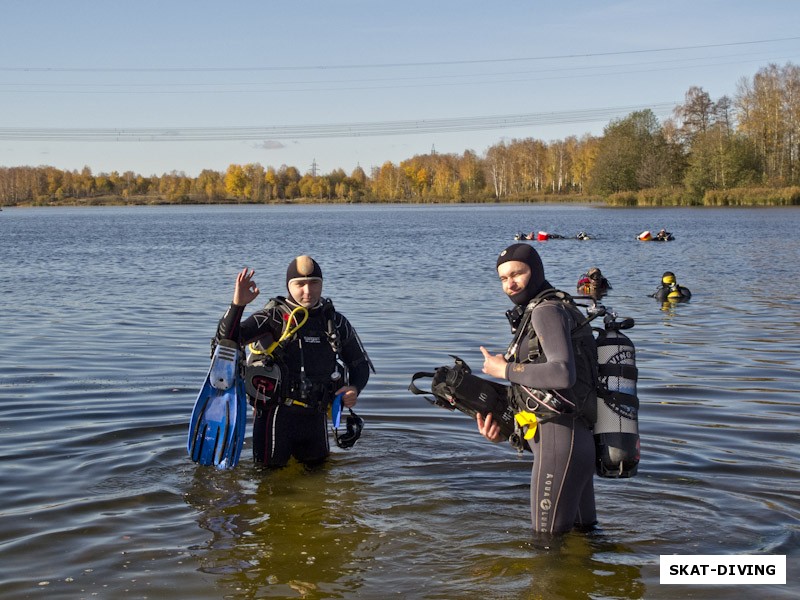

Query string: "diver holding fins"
[209, 256, 373, 468]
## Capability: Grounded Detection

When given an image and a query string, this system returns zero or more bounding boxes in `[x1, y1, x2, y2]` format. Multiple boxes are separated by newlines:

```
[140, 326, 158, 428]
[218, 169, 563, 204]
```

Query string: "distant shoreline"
[4, 190, 799, 209]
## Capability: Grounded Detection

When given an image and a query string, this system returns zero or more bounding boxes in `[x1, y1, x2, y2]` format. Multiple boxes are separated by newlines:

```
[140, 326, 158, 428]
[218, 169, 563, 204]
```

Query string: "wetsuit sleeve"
[505, 302, 576, 390]
[215, 303, 280, 346]
[216, 303, 246, 342]
[335, 312, 371, 394]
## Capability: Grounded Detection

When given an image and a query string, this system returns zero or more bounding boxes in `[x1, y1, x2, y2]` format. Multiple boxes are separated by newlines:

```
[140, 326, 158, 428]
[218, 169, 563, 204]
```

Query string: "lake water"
[0, 203, 798, 599]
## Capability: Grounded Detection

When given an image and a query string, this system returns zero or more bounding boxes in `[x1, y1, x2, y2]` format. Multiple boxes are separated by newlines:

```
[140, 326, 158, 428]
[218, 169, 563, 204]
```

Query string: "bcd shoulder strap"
[506, 288, 599, 426]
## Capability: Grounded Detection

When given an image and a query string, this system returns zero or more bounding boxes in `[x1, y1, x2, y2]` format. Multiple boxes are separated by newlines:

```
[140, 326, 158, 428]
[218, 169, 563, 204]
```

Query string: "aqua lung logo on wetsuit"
[539, 473, 554, 529]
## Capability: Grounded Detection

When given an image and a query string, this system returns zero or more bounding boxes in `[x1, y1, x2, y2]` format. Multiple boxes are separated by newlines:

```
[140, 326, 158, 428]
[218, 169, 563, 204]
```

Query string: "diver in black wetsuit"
[650, 271, 692, 303]
[655, 228, 673, 241]
[477, 243, 597, 535]
[215, 256, 372, 467]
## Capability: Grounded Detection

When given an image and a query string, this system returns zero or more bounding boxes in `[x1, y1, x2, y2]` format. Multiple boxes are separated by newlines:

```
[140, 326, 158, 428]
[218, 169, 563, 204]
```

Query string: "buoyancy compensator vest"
[593, 312, 640, 478]
[505, 289, 599, 427]
[245, 297, 346, 410]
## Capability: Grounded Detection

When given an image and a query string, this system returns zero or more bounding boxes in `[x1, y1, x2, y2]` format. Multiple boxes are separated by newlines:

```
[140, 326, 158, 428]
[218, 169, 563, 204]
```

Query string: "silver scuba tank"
[594, 314, 640, 478]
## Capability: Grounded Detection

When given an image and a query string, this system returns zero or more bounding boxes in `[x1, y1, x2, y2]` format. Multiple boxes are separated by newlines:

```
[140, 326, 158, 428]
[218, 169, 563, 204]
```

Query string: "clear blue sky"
[2, 0, 798, 177]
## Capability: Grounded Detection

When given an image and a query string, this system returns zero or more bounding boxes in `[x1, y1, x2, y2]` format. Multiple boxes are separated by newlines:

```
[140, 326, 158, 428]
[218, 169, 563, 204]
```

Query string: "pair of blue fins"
[187, 339, 247, 469]
[187, 339, 346, 469]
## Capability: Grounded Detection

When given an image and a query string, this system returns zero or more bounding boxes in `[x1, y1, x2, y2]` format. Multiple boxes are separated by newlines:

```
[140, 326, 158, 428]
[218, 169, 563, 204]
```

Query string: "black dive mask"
[334, 409, 364, 449]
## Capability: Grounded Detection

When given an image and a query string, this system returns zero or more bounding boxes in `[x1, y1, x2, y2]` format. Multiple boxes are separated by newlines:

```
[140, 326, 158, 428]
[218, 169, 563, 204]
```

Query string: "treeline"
[2, 62, 800, 207]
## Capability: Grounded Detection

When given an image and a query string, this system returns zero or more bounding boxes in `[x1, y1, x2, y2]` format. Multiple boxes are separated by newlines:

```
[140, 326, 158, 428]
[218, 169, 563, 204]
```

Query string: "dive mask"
[334, 409, 364, 449]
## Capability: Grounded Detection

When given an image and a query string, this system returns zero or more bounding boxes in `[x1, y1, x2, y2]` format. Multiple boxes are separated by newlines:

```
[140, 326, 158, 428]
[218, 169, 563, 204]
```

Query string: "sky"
[2, 0, 799, 178]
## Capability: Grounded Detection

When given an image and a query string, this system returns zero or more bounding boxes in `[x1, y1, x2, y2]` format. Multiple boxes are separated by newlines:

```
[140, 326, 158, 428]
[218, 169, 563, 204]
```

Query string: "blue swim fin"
[187, 339, 247, 469]
[331, 392, 344, 429]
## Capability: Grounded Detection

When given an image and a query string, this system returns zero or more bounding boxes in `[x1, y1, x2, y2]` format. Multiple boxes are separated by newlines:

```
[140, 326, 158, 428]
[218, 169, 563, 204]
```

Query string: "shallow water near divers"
[0, 203, 798, 599]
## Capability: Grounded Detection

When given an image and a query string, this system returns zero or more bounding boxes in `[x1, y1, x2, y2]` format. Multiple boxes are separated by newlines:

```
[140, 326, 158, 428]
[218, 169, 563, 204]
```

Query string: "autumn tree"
[589, 110, 680, 193]
[264, 167, 279, 200]
[684, 128, 761, 196]
[570, 135, 598, 193]
[372, 161, 405, 201]
[673, 86, 715, 145]
[547, 140, 572, 193]
[668, 86, 761, 196]
[195, 169, 225, 202]
[224, 164, 246, 198]
[485, 142, 510, 198]
[457, 149, 485, 197]
[399, 155, 431, 199]
[736, 62, 800, 185]
[242, 163, 266, 201]
[280, 165, 302, 199]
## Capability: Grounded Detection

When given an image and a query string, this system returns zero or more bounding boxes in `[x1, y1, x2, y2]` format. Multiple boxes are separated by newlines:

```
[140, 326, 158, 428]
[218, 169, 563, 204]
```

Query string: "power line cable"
[1, 52, 795, 95]
[0, 103, 677, 141]
[1, 37, 797, 73]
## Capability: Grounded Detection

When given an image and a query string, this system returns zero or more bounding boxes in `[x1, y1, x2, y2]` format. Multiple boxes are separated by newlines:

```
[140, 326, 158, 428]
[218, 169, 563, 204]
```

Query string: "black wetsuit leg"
[529, 414, 597, 534]
[253, 404, 330, 467]
[289, 406, 330, 465]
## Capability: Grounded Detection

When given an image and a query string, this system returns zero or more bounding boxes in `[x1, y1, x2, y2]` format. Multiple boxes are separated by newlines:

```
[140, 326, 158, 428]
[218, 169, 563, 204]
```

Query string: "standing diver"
[477, 243, 598, 535]
[215, 256, 373, 467]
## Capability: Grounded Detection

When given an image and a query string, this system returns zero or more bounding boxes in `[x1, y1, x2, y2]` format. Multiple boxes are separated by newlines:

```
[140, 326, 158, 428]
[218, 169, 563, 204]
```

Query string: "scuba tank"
[593, 311, 640, 478]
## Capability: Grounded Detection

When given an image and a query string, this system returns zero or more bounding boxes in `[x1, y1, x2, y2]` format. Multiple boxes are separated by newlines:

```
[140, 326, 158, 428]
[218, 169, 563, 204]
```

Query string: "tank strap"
[598, 363, 638, 381]
[599, 389, 639, 408]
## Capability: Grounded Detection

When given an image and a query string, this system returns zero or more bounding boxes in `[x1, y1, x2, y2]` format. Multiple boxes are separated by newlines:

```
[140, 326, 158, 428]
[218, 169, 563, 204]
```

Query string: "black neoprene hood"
[496, 243, 549, 305]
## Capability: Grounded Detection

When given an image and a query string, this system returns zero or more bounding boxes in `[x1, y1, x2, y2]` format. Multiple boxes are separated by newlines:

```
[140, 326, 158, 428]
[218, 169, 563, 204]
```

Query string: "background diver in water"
[215, 256, 373, 467]
[650, 271, 691, 303]
[576, 266, 612, 299]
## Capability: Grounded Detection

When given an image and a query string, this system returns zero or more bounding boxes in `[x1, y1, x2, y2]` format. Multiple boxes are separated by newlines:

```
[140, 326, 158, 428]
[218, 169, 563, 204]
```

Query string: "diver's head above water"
[286, 255, 323, 308]
[496, 243, 550, 305]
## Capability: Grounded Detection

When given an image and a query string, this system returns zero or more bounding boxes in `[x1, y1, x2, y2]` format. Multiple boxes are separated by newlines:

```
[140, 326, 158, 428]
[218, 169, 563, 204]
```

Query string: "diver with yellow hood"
[650, 271, 692, 303]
